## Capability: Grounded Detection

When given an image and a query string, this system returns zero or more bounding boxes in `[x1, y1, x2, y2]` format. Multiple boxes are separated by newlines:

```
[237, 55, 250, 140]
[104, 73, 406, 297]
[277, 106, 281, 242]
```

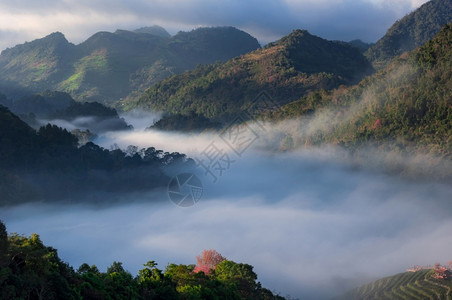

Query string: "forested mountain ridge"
[0, 26, 260, 104]
[365, 0, 452, 69]
[268, 23, 452, 158]
[130, 29, 373, 121]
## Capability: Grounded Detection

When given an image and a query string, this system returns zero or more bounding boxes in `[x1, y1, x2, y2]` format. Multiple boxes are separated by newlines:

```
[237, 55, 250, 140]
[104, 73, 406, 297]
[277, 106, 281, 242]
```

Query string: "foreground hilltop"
[0, 221, 285, 299]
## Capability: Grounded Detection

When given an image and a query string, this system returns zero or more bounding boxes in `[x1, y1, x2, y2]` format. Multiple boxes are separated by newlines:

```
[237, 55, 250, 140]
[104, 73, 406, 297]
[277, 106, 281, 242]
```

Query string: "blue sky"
[0, 0, 429, 51]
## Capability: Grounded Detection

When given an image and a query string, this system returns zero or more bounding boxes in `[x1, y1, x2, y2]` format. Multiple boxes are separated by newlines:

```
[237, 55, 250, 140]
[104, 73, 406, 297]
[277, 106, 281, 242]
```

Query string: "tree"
[214, 260, 259, 299]
[77, 263, 93, 274]
[107, 261, 125, 274]
[138, 261, 178, 299]
[138, 261, 163, 282]
[193, 249, 226, 274]
[0, 220, 7, 253]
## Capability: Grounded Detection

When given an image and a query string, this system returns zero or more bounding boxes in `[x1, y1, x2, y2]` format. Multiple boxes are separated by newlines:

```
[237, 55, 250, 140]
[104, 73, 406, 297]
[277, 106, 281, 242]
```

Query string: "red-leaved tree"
[193, 249, 226, 274]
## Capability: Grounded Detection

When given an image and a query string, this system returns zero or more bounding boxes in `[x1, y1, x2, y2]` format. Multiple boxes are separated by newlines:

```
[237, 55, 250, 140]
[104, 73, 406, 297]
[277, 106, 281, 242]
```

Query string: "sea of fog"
[1, 111, 452, 299]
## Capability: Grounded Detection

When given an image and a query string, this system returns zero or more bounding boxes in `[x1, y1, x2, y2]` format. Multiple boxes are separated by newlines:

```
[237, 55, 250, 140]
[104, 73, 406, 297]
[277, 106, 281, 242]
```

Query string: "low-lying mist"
[2, 111, 451, 299]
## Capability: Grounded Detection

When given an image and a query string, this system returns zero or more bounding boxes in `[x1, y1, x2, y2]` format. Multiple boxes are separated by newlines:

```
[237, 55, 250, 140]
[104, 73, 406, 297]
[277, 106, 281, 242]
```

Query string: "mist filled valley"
[1, 0, 452, 299]
[1, 110, 451, 299]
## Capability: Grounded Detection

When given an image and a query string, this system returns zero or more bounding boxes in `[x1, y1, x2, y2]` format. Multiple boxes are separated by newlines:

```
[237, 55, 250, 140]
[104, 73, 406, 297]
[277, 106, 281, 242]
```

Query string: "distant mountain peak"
[36, 31, 71, 48]
[46, 31, 67, 40]
[133, 25, 171, 38]
[274, 29, 315, 46]
[1, 31, 70, 56]
[267, 29, 373, 77]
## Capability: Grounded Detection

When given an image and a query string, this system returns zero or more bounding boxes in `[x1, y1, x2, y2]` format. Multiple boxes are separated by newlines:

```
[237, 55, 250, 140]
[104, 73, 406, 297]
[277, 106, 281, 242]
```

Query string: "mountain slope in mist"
[268, 23, 452, 158]
[0, 26, 260, 104]
[0, 90, 131, 133]
[365, 0, 452, 69]
[130, 29, 373, 121]
[0, 104, 194, 205]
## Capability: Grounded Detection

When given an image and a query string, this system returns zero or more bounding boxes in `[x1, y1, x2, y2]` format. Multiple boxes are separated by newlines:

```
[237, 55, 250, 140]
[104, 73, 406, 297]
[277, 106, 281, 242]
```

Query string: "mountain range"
[0, 0, 449, 113]
[0, 26, 260, 104]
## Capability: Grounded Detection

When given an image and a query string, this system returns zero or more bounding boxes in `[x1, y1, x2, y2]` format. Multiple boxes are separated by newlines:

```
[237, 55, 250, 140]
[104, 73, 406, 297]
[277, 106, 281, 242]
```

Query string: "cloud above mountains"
[0, 0, 428, 51]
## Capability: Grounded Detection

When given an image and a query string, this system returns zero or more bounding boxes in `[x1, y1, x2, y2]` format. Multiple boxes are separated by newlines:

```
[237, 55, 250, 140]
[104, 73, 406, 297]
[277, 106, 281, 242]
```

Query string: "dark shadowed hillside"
[0, 90, 131, 133]
[0, 104, 194, 205]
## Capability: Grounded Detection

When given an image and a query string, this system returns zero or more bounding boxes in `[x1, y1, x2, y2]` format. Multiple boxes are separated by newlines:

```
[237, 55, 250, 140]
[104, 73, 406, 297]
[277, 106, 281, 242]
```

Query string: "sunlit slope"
[131, 29, 373, 120]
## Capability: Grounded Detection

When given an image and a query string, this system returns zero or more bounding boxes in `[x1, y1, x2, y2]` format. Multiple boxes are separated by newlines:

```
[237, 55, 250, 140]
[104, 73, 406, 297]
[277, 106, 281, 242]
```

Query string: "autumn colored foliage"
[193, 249, 226, 274]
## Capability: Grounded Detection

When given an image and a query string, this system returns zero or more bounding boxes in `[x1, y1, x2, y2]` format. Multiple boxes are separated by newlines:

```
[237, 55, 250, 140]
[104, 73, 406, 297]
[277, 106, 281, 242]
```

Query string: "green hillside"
[269, 23, 452, 158]
[0, 26, 260, 104]
[0, 32, 75, 93]
[130, 29, 373, 120]
[341, 270, 452, 299]
[365, 0, 452, 69]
